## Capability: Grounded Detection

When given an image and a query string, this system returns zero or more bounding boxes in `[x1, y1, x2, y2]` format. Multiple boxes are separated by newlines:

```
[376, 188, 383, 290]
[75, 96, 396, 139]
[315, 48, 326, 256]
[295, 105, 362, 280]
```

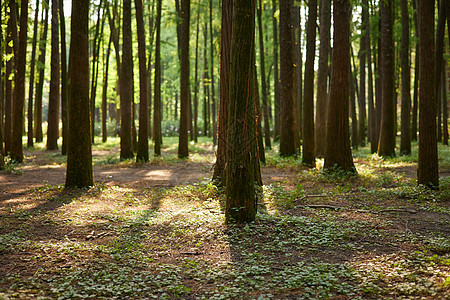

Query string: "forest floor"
[0, 137, 449, 299]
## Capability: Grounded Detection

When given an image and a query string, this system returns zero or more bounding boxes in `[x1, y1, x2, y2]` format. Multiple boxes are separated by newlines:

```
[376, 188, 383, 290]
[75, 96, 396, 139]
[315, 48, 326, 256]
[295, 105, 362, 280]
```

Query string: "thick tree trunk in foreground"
[120, 0, 134, 160]
[378, 0, 396, 157]
[225, 0, 258, 223]
[10, 0, 28, 162]
[315, 0, 331, 158]
[213, 0, 233, 184]
[400, 0, 411, 155]
[279, 0, 296, 156]
[302, 0, 317, 167]
[417, 0, 438, 188]
[178, 0, 190, 158]
[135, 0, 149, 162]
[47, 0, 60, 151]
[324, 0, 356, 174]
[65, 0, 94, 188]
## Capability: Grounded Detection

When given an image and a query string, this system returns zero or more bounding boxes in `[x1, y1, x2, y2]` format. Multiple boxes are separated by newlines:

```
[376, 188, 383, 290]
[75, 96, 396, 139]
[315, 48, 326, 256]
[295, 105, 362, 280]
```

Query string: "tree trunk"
[435, 0, 446, 143]
[358, 3, 366, 147]
[120, 0, 134, 160]
[210, 0, 216, 146]
[213, 0, 233, 184]
[5, 0, 17, 153]
[27, 1, 40, 148]
[135, 0, 149, 162]
[378, 0, 396, 157]
[65, 0, 94, 188]
[153, 0, 162, 156]
[225, 0, 258, 223]
[178, 0, 190, 158]
[193, 0, 200, 143]
[324, 0, 356, 174]
[272, 0, 280, 141]
[102, 36, 112, 143]
[417, 0, 438, 188]
[400, 0, 411, 155]
[257, 0, 271, 150]
[411, 0, 419, 141]
[302, 0, 317, 167]
[279, 0, 296, 156]
[34, 2, 49, 144]
[60, 0, 68, 155]
[10, 0, 28, 162]
[315, 0, 331, 158]
[350, 67, 358, 149]
[253, 61, 265, 166]
[365, 0, 377, 154]
[47, 0, 60, 151]
[443, 58, 448, 146]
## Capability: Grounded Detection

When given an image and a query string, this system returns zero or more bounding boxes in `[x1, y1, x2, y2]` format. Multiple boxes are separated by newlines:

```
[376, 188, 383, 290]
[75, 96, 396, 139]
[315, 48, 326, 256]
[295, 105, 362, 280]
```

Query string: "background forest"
[0, 0, 450, 299]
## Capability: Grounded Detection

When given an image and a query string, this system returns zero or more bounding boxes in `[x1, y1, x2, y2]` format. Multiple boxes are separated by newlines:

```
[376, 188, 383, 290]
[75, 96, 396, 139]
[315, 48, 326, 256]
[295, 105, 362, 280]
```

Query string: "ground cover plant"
[0, 138, 449, 299]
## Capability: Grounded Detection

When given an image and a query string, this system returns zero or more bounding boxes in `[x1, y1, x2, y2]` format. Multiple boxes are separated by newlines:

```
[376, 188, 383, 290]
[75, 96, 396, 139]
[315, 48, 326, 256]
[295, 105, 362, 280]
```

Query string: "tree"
[135, 0, 149, 162]
[225, 0, 258, 223]
[435, 0, 446, 143]
[358, 3, 366, 147]
[210, 0, 217, 146]
[377, 0, 395, 157]
[417, 0, 438, 188]
[400, 0, 411, 155]
[178, 0, 190, 158]
[60, 0, 68, 155]
[102, 36, 112, 143]
[279, 0, 296, 156]
[5, 0, 17, 154]
[120, 0, 134, 160]
[324, 0, 356, 174]
[47, 0, 60, 151]
[213, 0, 233, 184]
[193, 0, 201, 143]
[302, 0, 317, 166]
[153, 0, 162, 156]
[10, 0, 28, 162]
[65, 0, 94, 188]
[315, 0, 331, 158]
[272, 0, 280, 141]
[411, 0, 419, 141]
[365, 0, 376, 154]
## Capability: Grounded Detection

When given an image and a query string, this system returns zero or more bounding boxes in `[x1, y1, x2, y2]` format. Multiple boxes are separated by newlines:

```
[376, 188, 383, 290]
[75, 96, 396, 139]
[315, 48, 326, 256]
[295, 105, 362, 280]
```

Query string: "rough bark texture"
[120, 0, 134, 160]
[10, 0, 28, 162]
[34, 2, 49, 143]
[257, 0, 271, 150]
[213, 0, 233, 184]
[225, 0, 257, 223]
[279, 0, 296, 156]
[324, 0, 356, 174]
[435, 0, 446, 143]
[365, 0, 376, 153]
[60, 0, 68, 155]
[135, 0, 149, 162]
[253, 62, 265, 166]
[378, 0, 396, 157]
[153, 0, 162, 156]
[417, 0, 438, 188]
[272, 0, 280, 141]
[178, 0, 190, 158]
[400, 0, 411, 155]
[302, 0, 317, 166]
[350, 67, 358, 149]
[65, 0, 94, 188]
[315, 0, 331, 158]
[47, 0, 60, 151]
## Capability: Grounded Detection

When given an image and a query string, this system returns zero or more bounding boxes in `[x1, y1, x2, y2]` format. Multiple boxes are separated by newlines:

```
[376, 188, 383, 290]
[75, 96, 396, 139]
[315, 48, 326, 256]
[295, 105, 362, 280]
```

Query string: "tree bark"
[358, 3, 366, 147]
[65, 0, 93, 188]
[178, 0, 190, 158]
[365, 0, 376, 153]
[47, 0, 60, 151]
[324, 0, 356, 174]
[272, 0, 280, 141]
[378, 0, 396, 157]
[153, 0, 162, 156]
[279, 0, 296, 156]
[417, 0, 438, 188]
[302, 0, 317, 167]
[5, 0, 17, 153]
[60, 0, 68, 155]
[435, 0, 446, 143]
[400, 0, 411, 155]
[210, 0, 216, 146]
[411, 0, 419, 141]
[120, 0, 134, 160]
[10, 0, 28, 162]
[225, 0, 258, 223]
[102, 36, 112, 143]
[315, 0, 331, 158]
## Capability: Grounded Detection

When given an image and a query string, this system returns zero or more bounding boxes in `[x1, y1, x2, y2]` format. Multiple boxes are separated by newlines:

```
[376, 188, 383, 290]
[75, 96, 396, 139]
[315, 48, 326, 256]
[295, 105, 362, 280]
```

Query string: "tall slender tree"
[358, 4, 366, 147]
[417, 0, 438, 188]
[279, 0, 296, 156]
[365, 0, 376, 153]
[411, 0, 419, 141]
[47, 0, 60, 151]
[10, 0, 28, 162]
[5, 0, 17, 154]
[178, 0, 190, 158]
[378, 0, 396, 157]
[324, 0, 355, 174]
[400, 0, 411, 155]
[225, 0, 258, 223]
[60, 0, 68, 155]
[65, 0, 94, 188]
[210, 0, 216, 146]
[272, 0, 280, 141]
[302, 0, 317, 166]
[153, 0, 162, 156]
[435, 0, 446, 143]
[120, 0, 134, 160]
[193, 0, 201, 143]
[102, 36, 112, 143]
[315, 0, 331, 158]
